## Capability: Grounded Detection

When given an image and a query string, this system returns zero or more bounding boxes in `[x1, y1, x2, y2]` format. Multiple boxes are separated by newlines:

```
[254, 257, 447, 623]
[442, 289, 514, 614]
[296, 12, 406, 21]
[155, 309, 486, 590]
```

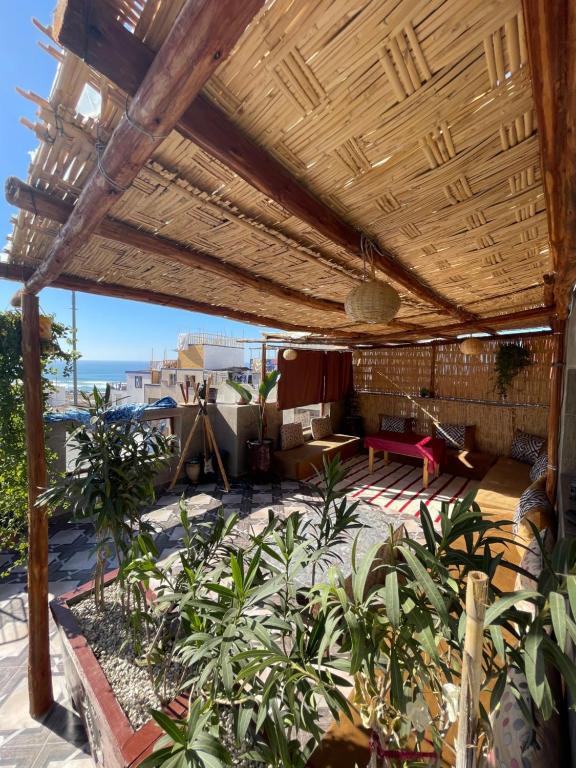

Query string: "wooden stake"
[546, 316, 566, 501]
[455, 571, 489, 768]
[21, 292, 54, 718]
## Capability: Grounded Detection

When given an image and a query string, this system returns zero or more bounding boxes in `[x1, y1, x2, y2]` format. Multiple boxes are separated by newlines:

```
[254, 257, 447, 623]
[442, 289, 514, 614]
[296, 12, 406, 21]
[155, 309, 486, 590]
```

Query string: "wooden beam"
[21, 293, 53, 718]
[52, 0, 478, 323]
[523, 0, 576, 313]
[5, 177, 344, 316]
[546, 316, 566, 501]
[369, 306, 552, 342]
[14, 0, 265, 302]
[0, 263, 364, 338]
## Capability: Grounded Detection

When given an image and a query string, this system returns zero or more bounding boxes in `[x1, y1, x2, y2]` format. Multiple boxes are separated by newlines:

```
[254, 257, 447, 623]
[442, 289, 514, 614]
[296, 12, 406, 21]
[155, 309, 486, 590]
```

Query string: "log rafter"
[523, 0, 576, 315]
[12, 0, 267, 303]
[5, 177, 346, 316]
[51, 0, 481, 324]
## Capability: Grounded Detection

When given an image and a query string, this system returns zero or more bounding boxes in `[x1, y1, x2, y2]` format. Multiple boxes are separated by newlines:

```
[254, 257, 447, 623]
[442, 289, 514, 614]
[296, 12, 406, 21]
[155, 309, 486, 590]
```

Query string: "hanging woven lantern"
[460, 337, 484, 356]
[345, 280, 401, 324]
[282, 348, 298, 361]
[38, 315, 52, 341]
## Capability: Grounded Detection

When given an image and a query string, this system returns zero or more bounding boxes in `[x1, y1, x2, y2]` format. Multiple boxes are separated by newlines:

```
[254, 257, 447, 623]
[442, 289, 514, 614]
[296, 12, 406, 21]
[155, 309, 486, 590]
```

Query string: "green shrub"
[0, 310, 72, 572]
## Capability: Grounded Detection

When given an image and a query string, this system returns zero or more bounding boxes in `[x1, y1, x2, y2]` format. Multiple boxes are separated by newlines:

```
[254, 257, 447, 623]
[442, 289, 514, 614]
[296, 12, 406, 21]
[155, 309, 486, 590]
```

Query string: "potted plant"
[226, 369, 280, 473]
[494, 342, 531, 399]
[419, 387, 433, 398]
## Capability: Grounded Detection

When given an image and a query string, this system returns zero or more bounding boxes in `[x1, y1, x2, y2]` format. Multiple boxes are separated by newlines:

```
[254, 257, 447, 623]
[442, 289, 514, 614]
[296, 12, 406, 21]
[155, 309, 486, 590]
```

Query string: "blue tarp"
[44, 396, 178, 424]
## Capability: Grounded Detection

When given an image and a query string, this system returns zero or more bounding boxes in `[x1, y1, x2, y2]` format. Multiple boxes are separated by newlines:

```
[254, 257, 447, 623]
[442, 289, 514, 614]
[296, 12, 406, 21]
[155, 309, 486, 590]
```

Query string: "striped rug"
[315, 454, 477, 526]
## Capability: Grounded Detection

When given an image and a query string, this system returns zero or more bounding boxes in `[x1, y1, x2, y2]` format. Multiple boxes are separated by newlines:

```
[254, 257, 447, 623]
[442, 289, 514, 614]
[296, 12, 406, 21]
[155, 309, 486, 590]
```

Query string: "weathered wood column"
[546, 316, 566, 502]
[21, 292, 53, 717]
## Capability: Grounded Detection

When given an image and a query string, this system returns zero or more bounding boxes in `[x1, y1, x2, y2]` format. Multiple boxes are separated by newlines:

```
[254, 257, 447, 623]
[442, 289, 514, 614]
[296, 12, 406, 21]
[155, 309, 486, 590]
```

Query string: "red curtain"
[324, 351, 353, 402]
[277, 349, 325, 409]
[277, 349, 353, 408]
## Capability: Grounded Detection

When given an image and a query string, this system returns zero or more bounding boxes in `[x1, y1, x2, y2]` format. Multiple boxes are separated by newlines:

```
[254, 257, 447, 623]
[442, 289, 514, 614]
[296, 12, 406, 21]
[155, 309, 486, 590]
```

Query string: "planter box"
[50, 571, 183, 768]
[51, 573, 369, 768]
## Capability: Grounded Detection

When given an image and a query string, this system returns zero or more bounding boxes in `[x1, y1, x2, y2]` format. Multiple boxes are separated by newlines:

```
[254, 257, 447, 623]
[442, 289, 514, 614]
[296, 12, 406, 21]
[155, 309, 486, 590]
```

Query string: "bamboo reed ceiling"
[4, 0, 553, 340]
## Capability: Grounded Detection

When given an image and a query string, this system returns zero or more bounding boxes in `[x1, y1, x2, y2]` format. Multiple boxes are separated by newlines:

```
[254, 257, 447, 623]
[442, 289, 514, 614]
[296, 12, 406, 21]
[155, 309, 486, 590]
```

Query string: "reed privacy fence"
[353, 334, 552, 455]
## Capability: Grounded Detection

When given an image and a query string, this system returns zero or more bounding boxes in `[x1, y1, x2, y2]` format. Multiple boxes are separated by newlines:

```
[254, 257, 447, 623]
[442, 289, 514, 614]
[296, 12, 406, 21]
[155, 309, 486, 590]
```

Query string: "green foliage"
[0, 310, 72, 571]
[494, 342, 531, 399]
[226, 369, 280, 443]
[132, 462, 576, 767]
[39, 386, 175, 609]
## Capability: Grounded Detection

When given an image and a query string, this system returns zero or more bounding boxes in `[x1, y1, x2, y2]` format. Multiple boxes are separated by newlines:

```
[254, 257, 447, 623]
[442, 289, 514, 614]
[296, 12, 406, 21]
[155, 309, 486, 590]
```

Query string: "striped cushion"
[510, 429, 545, 465]
[513, 478, 553, 533]
[310, 416, 332, 440]
[380, 414, 412, 433]
[529, 452, 548, 482]
[435, 423, 466, 450]
[280, 422, 304, 451]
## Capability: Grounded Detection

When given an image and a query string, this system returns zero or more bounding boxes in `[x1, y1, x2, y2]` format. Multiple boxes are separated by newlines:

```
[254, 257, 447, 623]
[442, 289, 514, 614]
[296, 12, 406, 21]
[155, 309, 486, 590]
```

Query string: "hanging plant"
[494, 342, 531, 399]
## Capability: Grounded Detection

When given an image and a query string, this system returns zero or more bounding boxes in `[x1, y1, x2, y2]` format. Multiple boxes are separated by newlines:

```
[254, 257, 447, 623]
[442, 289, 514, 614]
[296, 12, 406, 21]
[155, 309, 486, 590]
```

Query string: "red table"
[364, 431, 446, 489]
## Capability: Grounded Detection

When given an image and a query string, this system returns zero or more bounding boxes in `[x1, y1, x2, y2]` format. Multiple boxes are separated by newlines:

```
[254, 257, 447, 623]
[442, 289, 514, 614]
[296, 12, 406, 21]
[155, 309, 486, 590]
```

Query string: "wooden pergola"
[2, 0, 575, 719]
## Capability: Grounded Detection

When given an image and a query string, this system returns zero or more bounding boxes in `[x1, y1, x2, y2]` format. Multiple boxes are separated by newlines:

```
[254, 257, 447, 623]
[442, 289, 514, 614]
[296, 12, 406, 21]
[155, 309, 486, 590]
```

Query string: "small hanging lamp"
[38, 315, 52, 341]
[460, 337, 484, 356]
[344, 236, 400, 324]
[282, 348, 298, 361]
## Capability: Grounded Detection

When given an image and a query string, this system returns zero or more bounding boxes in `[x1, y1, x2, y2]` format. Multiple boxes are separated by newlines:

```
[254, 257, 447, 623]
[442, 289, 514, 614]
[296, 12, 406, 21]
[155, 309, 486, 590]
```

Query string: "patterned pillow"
[510, 429, 546, 464]
[513, 477, 554, 551]
[280, 422, 304, 451]
[529, 452, 548, 482]
[310, 416, 332, 440]
[434, 423, 466, 450]
[380, 414, 412, 433]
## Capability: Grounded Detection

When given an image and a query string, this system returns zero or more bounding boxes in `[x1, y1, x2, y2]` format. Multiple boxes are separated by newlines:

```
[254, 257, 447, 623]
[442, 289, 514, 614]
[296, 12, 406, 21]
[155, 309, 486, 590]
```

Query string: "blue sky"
[0, 2, 276, 361]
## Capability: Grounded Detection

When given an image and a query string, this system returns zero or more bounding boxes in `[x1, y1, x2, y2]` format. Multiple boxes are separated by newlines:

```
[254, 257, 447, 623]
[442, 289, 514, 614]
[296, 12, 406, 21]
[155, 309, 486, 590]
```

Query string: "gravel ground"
[71, 583, 264, 766]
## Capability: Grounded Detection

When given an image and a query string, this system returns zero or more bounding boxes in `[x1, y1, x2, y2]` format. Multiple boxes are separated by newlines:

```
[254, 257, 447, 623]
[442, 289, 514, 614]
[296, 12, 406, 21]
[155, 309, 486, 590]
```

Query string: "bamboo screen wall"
[353, 335, 552, 456]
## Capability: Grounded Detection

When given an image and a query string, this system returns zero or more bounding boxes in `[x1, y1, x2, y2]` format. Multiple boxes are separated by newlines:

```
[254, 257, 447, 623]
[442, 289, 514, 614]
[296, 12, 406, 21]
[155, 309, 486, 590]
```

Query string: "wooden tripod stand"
[169, 382, 230, 491]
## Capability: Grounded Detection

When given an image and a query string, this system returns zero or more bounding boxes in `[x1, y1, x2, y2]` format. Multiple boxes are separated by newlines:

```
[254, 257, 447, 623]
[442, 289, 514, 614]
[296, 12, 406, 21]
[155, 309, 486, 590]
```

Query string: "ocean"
[49, 360, 148, 391]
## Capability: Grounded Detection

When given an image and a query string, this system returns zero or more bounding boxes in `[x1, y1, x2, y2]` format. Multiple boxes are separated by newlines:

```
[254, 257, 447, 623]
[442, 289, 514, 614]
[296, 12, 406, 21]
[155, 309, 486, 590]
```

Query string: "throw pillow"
[434, 423, 466, 450]
[280, 422, 304, 451]
[514, 529, 555, 616]
[380, 414, 413, 433]
[530, 451, 548, 482]
[510, 429, 546, 464]
[310, 415, 332, 440]
[513, 476, 554, 552]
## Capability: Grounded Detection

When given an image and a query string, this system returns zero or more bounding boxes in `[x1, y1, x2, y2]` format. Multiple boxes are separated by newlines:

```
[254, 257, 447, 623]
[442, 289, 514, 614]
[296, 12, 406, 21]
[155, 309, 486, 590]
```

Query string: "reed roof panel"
[4, 0, 551, 340]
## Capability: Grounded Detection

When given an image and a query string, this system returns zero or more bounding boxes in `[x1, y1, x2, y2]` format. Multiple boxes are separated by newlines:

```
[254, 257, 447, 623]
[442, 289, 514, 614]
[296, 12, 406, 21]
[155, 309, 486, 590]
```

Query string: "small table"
[364, 431, 446, 489]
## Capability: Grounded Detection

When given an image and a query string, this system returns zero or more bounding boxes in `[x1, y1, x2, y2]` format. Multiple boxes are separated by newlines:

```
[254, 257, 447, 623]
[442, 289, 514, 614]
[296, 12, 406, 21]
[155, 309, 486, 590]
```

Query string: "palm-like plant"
[226, 369, 280, 443]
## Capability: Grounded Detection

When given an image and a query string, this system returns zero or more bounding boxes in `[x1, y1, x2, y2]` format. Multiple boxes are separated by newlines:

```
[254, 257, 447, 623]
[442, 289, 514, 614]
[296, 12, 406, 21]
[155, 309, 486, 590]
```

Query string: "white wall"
[203, 344, 244, 370]
[125, 371, 151, 404]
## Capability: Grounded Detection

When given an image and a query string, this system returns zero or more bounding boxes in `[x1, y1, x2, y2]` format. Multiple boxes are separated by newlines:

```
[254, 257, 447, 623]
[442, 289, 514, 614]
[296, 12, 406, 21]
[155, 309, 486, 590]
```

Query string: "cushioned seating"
[273, 433, 360, 480]
[443, 449, 497, 480]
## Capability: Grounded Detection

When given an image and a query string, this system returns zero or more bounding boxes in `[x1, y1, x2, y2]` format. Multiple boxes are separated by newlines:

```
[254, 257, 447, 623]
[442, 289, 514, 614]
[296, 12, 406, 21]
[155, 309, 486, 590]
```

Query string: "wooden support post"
[21, 292, 54, 718]
[455, 571, 489, 768]
[546, 316, 566, 502]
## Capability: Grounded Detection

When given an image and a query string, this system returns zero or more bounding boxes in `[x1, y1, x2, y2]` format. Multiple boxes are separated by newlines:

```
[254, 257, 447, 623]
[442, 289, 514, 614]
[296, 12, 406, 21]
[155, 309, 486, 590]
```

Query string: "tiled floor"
[0, 459, 449, 767]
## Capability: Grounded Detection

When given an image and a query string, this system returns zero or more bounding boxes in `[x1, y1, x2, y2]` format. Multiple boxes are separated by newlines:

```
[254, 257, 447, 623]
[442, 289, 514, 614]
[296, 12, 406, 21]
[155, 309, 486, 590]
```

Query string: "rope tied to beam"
[124, 96, 170, 142]
[94, 140, 130, 193]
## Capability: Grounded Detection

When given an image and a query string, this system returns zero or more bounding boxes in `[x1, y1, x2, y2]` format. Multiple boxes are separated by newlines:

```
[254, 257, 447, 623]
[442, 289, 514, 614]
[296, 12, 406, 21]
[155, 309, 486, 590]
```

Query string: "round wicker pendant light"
[38, 315, 52, 341]
[344, 280, 401, 324]
[460, 337, 484, 356]
[282, 348, 298, 361]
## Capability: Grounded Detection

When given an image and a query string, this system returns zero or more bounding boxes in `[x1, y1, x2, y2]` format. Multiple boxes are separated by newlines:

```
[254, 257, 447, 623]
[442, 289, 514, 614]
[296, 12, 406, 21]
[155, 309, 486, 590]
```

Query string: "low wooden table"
[364, 431, 446, 489]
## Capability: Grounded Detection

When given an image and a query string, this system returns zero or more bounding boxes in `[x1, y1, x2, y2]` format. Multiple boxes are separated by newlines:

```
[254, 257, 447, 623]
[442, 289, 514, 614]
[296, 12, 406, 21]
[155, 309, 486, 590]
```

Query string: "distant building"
[124, 333, 253, 404]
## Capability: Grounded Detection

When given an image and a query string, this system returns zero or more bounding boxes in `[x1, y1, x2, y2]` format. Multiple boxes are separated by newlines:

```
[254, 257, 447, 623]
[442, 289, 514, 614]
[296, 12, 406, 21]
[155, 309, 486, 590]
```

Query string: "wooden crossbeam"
[0, 262, 365, 338]
[52, 0, 478, 323]
[5, 177, 344, 316]
[523, 0, 576, 314]
[13, 0, 266, 302]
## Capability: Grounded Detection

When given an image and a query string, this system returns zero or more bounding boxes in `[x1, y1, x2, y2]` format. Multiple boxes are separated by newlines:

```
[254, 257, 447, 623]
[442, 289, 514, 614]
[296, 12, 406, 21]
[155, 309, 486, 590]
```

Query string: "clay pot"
[185, 459, 201, 484]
